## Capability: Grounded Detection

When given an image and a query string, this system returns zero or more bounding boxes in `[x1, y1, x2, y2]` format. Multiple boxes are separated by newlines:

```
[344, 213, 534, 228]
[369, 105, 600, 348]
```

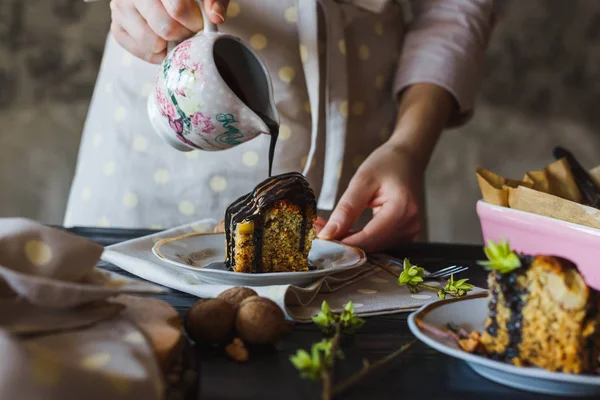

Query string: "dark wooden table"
[66, 227, 556, 400]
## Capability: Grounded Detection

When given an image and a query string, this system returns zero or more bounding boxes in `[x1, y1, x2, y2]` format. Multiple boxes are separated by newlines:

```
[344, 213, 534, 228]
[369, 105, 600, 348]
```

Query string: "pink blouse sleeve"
[393, 0, 496, 126]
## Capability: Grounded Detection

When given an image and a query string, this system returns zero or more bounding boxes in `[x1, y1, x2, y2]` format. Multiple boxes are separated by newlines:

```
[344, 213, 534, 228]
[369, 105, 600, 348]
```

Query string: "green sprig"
[293, 301, 362, 384]
[397, 258, 425, 293]
[477, 238, 521, 274]
[437, 274, 474, 299]
[291, 300, 417, 400]
[395, 258, 472, 299]
[339, 301, 366, 334]
[312, 300, 365, 335]
[290, 338, 344, 381]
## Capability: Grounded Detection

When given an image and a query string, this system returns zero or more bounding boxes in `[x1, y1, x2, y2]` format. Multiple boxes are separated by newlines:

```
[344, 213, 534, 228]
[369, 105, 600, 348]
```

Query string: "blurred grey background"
[1, 0, 599, 243]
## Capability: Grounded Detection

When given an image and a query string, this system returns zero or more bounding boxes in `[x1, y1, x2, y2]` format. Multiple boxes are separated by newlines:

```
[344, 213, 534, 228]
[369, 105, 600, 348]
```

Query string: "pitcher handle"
[167, 0, 218, 52]
[200, 0, 218, 33]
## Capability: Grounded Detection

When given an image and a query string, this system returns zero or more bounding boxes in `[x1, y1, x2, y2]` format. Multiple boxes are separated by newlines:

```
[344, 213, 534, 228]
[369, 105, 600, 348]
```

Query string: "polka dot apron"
[65, 0, 491, 233]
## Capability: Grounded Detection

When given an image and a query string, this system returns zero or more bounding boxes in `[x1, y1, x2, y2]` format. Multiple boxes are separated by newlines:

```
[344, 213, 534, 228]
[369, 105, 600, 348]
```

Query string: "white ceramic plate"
[408, 294, 600, 397]
[152, 232, 366, 286]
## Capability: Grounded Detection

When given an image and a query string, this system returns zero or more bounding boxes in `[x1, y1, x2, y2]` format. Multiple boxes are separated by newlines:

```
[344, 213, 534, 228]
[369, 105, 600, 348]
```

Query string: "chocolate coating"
[224, 172, 316, 272]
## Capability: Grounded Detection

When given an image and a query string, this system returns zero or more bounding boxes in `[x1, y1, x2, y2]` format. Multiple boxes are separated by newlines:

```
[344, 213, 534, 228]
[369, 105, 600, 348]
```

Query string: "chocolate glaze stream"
[215, 53, 279, 177]
[224, 172, 316, 272]
[217, 53, 308, 272]
[254, 111, 278, 178]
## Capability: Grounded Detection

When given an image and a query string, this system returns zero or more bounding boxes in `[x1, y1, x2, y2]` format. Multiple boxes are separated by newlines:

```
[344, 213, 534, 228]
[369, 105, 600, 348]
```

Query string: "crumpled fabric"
[0, 218, 169, 400]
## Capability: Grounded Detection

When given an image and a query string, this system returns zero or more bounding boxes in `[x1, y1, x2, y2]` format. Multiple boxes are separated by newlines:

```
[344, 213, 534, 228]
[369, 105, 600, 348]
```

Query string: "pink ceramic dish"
[476, 200, 600, 291]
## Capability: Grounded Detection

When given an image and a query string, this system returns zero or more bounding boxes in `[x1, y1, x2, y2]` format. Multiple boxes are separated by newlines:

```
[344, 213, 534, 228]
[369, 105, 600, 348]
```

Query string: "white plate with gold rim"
[152, 232, 367, 286]
[408, 294, 600, 397]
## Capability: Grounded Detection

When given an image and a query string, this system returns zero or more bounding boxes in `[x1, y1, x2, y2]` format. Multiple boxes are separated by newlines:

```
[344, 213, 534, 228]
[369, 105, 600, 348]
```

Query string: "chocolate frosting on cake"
[224, 172, 316, 272]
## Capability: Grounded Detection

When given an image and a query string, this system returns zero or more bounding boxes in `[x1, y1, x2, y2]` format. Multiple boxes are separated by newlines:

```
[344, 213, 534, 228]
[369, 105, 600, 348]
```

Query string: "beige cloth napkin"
[0, 218, 168, 400]
[103, 219, 485, 322]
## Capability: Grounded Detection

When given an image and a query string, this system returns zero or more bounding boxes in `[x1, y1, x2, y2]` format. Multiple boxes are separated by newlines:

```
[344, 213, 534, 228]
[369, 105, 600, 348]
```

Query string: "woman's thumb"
[205, 0, 230, 24]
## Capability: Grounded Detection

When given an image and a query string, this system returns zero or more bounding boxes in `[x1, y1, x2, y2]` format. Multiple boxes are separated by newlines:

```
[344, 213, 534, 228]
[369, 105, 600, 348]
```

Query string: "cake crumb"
[458, 331, 483, 354]
[226, 338, 249, 362]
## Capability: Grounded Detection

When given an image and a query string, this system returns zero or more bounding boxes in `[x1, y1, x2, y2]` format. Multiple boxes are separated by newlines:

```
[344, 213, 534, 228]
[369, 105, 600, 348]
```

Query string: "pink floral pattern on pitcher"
[191, 111, 215, 134]
[148, 30, 273, 151]
[153, 40, 215, 146]
[171, 41, 204, 82]
[155, 84, 177, 121]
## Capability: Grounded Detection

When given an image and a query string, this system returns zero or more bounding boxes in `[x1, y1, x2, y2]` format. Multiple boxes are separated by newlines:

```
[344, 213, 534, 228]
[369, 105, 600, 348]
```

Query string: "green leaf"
[455, 278, 474, 291]
[312, 312, 330, 327]
[339, 301, 365, 335]
[454, 279, 468, 287]
[397, 258, 425, 289]
[313, 340, 332, 359]
[290, 349, 322, 381]
[312, 301, 337, 333]
[343, 301, 355, 314]
[322, 301, 331, 315]
[477, 238, 521, 274]
[441, 274, 474, 297]
[290, 350, 312, 369]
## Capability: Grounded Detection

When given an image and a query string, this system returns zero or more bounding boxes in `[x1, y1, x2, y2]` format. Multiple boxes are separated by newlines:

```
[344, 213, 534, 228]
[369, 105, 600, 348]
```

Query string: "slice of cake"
[224, 172, 317, 273]
[478, 240, 600, 374]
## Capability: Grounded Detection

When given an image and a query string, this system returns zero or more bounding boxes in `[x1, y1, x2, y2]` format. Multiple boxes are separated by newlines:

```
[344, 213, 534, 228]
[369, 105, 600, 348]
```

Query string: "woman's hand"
[317, 143, 423, 252]
[318, 83, 456, 252]
[110, 0, 230, 64]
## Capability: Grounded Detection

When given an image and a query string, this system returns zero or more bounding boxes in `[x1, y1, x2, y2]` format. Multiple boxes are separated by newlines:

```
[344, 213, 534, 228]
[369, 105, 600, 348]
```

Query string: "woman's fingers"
[204, 0, 230, 24]
[161, 0, 204, 32]
[134, 0, 195, 41]
[342, 205, 420, 252]
[113, 1, 166, 57]
[110, 21, 166, 64]
[340, 200, 403, 252]
[314, 217, 327, 234]
[318, 174, 374, 241]
[111, 0, 230, 64]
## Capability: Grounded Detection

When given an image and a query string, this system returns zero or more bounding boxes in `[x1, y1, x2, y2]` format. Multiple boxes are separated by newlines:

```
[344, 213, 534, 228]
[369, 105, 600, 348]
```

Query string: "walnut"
[185, 299, 236, 343]
[235, 296, 288, 345]
[217, 287, 258, 309]
[225, 338, 249, 362]
[546, 268, 588, 311]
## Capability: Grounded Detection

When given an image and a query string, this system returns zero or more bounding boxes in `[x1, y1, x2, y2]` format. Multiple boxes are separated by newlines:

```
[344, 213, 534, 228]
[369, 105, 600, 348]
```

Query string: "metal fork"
[369, 253, 469, 280]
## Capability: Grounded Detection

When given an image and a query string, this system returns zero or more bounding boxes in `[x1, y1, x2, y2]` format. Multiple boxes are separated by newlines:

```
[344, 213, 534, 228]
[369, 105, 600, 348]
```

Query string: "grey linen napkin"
[102, 219, 484, 322]
[0, 218, 168, 400]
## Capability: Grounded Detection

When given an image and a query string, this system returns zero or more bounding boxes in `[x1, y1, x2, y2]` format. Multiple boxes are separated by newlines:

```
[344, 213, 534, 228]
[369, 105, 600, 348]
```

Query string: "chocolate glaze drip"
[500, 270, 527, 361]
[488, 256, 532, 362]
[214, 54, 279, 177]
[486, 286, 499, 337]
[253, 111, 278, 178]
[224, 172, 316, 273]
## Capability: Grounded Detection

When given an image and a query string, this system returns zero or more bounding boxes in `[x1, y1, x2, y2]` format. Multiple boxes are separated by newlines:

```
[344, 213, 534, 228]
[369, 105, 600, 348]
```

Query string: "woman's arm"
[387, 83, 455, 172]
[316, 84, 453, 250]
[394, 0, 496, 125]
[318, 0, 496, 251]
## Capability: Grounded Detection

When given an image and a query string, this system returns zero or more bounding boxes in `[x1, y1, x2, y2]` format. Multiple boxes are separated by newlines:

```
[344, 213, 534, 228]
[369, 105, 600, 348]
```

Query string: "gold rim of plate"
[153, 231, 366, 269]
